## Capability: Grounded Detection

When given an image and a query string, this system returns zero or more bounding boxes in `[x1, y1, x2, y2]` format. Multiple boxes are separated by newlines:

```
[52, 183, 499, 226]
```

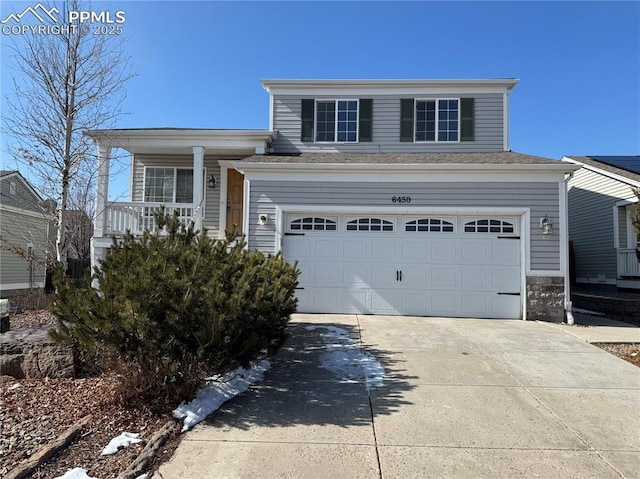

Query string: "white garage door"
[283, 214, 522, 319]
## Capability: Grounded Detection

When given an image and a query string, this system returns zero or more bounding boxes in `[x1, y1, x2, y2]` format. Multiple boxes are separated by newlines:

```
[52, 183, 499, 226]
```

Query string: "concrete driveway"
[158, 314, 640, 478]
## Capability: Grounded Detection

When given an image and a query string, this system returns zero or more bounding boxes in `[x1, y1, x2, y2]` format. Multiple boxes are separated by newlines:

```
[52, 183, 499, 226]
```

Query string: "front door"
[226, 169, 244, 235]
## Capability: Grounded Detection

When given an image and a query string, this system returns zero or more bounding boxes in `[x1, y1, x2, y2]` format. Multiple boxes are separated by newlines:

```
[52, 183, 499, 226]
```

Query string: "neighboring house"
[0, 171, 52, 297]
[86, 79, 579, 321]
[562, 156, 639, 289]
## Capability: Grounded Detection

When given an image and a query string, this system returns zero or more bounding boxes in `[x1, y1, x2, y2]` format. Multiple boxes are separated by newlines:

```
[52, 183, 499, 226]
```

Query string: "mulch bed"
[594, 343, 640, 368]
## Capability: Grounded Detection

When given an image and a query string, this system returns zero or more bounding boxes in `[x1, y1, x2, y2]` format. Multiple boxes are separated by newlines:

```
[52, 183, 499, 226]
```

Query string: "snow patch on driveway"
[305, 325, 384, 390]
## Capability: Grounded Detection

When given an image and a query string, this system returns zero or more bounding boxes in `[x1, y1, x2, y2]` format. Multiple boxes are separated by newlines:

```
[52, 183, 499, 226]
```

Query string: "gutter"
[564, 171, 575, 326]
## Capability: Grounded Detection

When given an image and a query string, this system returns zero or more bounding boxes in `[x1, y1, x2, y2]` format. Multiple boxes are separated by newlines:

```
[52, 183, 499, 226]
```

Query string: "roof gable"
[563, 156, 640, 185]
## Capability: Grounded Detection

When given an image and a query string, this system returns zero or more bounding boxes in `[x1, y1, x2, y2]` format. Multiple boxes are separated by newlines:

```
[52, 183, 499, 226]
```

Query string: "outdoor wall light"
[540, 214, 553, 235]
[207, 175, 217, 189]
[259, 214, 268, 226]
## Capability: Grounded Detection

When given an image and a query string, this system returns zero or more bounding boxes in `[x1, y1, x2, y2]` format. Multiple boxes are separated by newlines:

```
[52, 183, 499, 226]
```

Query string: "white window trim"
[287, 215, 339, 232]
[344, 215, 395, 232]
[403, 216, 457, 233]
[414, 98, 461, 143]
[461, 216, 518, 235]
[314, 99, 360, 143]
[142, 166, 207, 205]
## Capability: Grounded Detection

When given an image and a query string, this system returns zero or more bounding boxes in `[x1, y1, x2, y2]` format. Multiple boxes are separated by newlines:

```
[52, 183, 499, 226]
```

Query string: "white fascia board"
[261, 79, 519, 96]
[562, 156, 640, 188]
[83, 129, 276, 151]
[233, 162, 577, 182]
[615, 197, 639, 207]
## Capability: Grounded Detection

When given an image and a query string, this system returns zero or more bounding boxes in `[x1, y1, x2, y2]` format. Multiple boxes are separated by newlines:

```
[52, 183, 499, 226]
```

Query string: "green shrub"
[50, 211, 299, 404]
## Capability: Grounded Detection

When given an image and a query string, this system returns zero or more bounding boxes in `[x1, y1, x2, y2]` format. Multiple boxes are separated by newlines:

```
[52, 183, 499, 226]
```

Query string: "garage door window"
[290, 217, 337, 231]
[405, 218, 455, 233]
[346, 218, 394, 232]
[464, 219, 515, 234]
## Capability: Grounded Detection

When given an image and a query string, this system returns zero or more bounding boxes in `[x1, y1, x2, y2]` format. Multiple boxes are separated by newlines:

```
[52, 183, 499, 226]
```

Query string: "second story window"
[301, 98, 372, 143]
[401, 97, 474, 143]
[316, 100, 358, 142]
[415, 99, 459, 142]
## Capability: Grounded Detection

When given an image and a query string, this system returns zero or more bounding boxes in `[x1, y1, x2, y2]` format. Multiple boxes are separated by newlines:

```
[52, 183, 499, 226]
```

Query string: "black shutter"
[301, 99, 314, 142]
[359, 99, 373, 142]
[400, 99, 414, 142]
[461, 98, 474, 141]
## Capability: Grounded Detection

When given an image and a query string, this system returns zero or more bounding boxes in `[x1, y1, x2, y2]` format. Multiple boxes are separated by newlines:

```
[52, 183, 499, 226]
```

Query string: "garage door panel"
[460, 242, 489, 263]
[371, 265, 398, 286]
[402, 240, 428, 260]
[313, 264, 340, 285]
[461, 294, 489, 315]
[429, 241, 457, 262]
[314, 240, 340, 258]
[371, 289, 397, 312]
[400, 292, 428, 315]
[460, 268, 489, 289]
[491, 241, 519, 263]
[343, 240, 368, 259]
[490, 268, 520, 290]
[283, 215, 522, 319]
[343, 264, 369, 286]
[431, 293, 458, 315]
[372, 240, 397, 260]
[431, 267, 457, 288]
[342, 290, 369, 314]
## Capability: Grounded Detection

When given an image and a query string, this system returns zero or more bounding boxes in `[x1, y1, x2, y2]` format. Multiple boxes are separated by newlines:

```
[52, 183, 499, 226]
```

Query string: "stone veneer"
[527, 276, 565, 322]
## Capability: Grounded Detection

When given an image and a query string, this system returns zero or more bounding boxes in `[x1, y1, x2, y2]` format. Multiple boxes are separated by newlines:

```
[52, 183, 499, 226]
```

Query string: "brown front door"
[226, 169, 244, 235]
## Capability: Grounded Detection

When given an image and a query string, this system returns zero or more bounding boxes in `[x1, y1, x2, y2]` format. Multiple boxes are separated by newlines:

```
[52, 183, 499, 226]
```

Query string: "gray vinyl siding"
[0, 176, 42, 212]
[271, 94, 504, 154]
[249, 181, 560, 270]
[0, 209, 49, 296]
[567, 167, 637, 281]
[130, 154, 222, 236]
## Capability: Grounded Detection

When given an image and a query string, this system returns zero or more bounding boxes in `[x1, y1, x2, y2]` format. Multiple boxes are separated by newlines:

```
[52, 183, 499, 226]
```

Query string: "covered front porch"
[615, 198, 640, 289]
[85, 128, 275, 269]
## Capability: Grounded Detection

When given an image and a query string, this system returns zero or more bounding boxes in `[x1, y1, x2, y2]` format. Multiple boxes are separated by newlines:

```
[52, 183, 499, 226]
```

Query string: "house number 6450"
[391, 196, 412, 204]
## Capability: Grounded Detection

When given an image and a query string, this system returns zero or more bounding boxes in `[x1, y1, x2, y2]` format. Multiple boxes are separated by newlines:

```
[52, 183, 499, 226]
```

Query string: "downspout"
[564, 172, 575, 325]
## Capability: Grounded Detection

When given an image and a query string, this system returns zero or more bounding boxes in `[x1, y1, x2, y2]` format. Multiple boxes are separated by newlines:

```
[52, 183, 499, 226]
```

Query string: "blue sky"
[1, 1, 639, 200]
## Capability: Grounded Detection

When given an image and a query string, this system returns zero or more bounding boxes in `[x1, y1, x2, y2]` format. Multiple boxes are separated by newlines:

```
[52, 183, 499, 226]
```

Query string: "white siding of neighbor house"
[567, 167, 637, 282]
[248, 181, 560, 270]
[130, 154, 222, 236]
[270, 93, 505, 154]
[0, 209, 49, 296]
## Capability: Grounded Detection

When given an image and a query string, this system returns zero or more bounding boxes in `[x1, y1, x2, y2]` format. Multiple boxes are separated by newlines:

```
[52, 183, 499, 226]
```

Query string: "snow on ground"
[305, 325, 385, 390]
[54, 468, 99, 479]
[101, 432, 142, 455]
[173, 359, 271, 432]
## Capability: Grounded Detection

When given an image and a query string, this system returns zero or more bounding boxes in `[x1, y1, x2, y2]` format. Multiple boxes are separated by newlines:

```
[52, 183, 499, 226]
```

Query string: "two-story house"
[86, 79, 579, 321]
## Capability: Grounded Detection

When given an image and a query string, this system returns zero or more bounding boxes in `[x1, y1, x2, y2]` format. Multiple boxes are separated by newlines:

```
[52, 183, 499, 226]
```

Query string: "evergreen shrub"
[50, 211, 299, 403]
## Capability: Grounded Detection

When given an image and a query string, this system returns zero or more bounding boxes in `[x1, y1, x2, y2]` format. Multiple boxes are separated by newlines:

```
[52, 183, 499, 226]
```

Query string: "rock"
[0, 326, 75, 379]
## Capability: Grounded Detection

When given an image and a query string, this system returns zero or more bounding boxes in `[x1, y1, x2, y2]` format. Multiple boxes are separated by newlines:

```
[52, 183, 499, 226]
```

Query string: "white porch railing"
[617, 248, 640, 277]
[104, 202, 193, 235]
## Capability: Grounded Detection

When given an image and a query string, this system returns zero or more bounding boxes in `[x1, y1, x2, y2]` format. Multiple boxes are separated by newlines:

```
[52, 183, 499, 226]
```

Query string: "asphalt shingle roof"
[241, 151, 560, 165]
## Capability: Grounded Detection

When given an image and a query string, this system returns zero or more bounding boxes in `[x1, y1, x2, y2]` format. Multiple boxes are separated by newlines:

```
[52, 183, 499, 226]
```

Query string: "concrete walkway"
[544, 313, 640, 343]
[158, 314, 640, 479]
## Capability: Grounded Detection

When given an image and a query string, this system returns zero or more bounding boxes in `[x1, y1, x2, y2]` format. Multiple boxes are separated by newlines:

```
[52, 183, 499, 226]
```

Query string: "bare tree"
[3, 0, 133, 267]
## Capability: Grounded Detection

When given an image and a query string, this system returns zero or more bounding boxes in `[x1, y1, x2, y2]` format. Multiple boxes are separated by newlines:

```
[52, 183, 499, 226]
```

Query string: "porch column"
[94, 141, 111, 237]
[192, 146, 205, 230]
